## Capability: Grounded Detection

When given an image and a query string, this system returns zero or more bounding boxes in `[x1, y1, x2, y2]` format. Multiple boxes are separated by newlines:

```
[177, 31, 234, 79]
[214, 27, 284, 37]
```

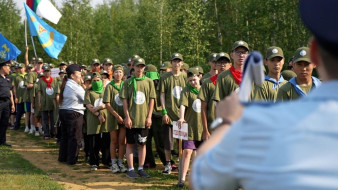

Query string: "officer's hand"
[124, 117, 132, 129]
[25, 46, 29, 51]
[162, 114, 170, 124]
[98, 115, 105, 123]
[216, 92, 243, 123]
[11, 105, 15, 113]
[202, 130, 210, 140]
[145, 117, 152, 128]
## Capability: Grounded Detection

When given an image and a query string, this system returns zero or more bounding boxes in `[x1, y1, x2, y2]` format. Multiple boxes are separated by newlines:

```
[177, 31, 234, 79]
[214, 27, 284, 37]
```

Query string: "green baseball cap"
[187, 67, 199, 77]
[281, 70, 297, 81]
[49, 63, 55, 68]
[100, 70, 109, 76]
[43, 65, 51, 71]
[160, 61, 171, 70]
[84, 74, 92, 81]
[37, 57, 44, 63]
[68, 61, 74, 65]
[60, 61, 67, 66]
[171, 53, 183, 61]
[86, 65, 92, 71]
[133, 58, 146, 66]
[91, 59, 100, 65]
[216, 52, 231, 62]
[293, 47, 310, 63]
[113, 64, 124, 71]
[266, 46, 284, 60]
[38, 73, 44, 77]
[208, 53, 218, 62]
[145, 64, 158, 72]
[27, 64, 34, 68]
[59, 69, 66, 74]
[182, 63, 189, 70]
[194, 66, 204, 74]
[92, 72, 102, 79]
[31, 57, 36, 62]
[16, 63, 24, 68]
[103, 58, 113, 65]
[10, 61, 16, 67]
[232, 40, 249, 51]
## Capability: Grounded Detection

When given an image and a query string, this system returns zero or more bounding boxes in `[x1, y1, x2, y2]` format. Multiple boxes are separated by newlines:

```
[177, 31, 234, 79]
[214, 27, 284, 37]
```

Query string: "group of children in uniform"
[9, 40, 320, 188]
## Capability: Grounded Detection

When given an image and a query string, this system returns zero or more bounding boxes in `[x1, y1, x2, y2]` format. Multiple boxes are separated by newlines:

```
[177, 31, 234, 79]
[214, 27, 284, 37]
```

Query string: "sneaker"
[91, 165, 98, 171]
[138, 169, 150, 178]
[162, 164, 172, 175]
[177, 180, 185, 188]
[29, 127, 35, 134]
[24, 126, 30, 133]
[35, 131, 40, 137]
[39, 127, 43, 134]
[126, 170, 139, 179]
[44, 136, 50, 140]
[119, 163, 127, 173]
[111, 163, 120, 173]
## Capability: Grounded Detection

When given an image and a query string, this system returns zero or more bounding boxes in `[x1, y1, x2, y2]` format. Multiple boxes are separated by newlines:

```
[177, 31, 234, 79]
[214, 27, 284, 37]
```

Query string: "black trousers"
[14, 102, 24, 129]
[88, 132, 110, 166]
[41, 110, 55, 137]
[0, 100, 10, 144]
[58, 109, 83, 165]
[145, 115, 166, 166]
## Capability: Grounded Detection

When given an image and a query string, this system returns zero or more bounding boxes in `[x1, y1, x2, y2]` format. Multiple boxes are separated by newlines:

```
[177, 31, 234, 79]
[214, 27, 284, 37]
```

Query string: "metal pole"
[25, 19, 28, 46]
[31, 36, 37, 57]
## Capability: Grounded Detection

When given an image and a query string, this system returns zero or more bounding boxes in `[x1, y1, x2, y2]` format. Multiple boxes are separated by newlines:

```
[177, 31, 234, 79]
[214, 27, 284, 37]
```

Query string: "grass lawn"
[0, 145, 64, 190]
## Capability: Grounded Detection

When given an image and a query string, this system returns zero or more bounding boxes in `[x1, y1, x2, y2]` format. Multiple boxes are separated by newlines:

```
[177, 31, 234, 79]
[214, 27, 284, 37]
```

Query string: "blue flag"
[0, 33, 21, 61]
[24, 3, 67, 59]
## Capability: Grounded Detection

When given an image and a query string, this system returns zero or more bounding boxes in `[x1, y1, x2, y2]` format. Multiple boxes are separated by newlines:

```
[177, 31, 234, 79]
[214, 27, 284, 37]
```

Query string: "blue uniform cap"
[299, 0, 338, 56]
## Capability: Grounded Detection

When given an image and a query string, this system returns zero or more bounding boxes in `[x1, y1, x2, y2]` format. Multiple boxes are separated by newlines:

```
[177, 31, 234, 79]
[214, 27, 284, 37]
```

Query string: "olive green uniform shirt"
[159, 72, 187, 123]
[253, 79, 288, 101]
[120, 77, 156, 128]
[277, 82, 313, 101]
[103, 83, 125, 131]
[180, 87, 203, 141]
[27, 71, 38, 103]
[23, 74, 31, 103]
[198, 78, 215, 131]
[14, 74, 26, 104]
[213, 70, 239, 101]
[38, 78, 57, 111]
[201, 72, 212, 84]
[32, 82, 41, 116]
[84, 89, 110, 135]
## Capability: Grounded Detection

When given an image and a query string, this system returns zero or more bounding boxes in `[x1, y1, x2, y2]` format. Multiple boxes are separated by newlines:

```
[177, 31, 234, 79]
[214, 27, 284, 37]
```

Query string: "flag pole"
[31, 36, 37, 58]
[25, 19, 28, 46]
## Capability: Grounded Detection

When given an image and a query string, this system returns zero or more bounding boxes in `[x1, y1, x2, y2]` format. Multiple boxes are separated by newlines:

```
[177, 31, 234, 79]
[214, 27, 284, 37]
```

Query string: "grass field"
[0, 145, 64, 190]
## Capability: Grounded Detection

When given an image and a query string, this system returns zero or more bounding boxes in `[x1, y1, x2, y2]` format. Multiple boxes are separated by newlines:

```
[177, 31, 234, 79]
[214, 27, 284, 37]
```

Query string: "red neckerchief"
[210, 74, 218, 85]
[41, 76, 53, 88]
[230, 66, 242, 86]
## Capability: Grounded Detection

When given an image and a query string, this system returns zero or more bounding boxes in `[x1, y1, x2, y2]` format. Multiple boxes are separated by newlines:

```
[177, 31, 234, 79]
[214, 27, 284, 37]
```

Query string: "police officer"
[0, 60, 15, 146]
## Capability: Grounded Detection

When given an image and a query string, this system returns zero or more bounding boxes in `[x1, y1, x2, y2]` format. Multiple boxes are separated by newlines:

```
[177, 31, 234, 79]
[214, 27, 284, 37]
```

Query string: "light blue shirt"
[59, 79, 85, 114]
[192, 80, 338, 190]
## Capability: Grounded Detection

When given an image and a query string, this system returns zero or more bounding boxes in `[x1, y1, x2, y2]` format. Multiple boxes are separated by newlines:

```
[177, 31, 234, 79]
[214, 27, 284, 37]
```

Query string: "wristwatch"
[210, 117, 232, 130]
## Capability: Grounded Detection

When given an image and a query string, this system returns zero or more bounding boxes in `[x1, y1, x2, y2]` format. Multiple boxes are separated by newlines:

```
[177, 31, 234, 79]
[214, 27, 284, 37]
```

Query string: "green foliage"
[4, 0, 311, 70]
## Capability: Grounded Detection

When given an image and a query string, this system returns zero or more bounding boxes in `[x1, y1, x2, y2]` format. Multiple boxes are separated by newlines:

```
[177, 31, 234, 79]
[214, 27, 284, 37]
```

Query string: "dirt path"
[7, 130, 170, 190]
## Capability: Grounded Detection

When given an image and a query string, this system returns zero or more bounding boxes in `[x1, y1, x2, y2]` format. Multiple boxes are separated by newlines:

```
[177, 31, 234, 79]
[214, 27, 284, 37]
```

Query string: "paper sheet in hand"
[173, 121, 188, 140]
[51, 68, 60, 78]
[239, 51, 265, 102]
